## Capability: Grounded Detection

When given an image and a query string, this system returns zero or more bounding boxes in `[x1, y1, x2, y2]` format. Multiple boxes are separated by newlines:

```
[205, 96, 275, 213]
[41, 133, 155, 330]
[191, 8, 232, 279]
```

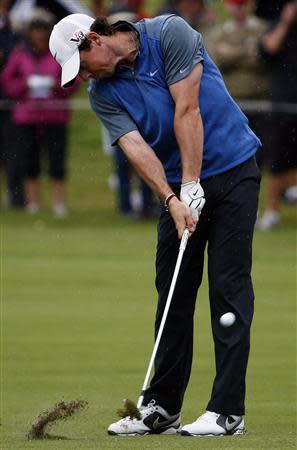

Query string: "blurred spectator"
[107, 0, 151, 21]
[0, 0, 24, 208]
[102, 127, 158, 218]
[157, 0, 216, 32]
[256, 0, 297, 230]
[2, 8, 80, 217]
[92, 0, 106, 16]
[206, 0, 269, 99]
[206, 0, 270, 167]
[8, 0, 93, 30]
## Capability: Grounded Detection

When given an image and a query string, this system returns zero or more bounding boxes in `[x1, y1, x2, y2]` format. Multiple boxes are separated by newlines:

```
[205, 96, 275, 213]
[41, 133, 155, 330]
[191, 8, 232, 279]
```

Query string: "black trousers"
[0, 111, 25, 207]
[15, 124, 68, 180]
[143, 157, 261, 416]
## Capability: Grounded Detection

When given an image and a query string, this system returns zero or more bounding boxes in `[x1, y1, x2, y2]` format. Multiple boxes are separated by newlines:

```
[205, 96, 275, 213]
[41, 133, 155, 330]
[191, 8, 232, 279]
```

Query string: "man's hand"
[168, 197, 197, 239]
[180, 179, 205, 221]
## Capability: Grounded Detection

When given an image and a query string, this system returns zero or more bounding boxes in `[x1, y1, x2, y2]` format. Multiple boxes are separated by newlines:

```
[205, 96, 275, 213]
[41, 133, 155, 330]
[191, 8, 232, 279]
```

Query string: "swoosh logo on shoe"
[225, 416, 242, 431]
[152, 416, 175, 430]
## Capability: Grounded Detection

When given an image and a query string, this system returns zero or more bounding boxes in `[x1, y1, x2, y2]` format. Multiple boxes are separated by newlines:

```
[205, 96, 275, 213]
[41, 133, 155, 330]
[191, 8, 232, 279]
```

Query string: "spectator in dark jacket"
[256, 0, 297, 229]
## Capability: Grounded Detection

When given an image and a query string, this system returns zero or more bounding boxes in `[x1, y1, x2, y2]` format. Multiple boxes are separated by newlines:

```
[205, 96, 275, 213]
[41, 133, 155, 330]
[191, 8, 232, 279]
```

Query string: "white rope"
[1, 99, 296, 113]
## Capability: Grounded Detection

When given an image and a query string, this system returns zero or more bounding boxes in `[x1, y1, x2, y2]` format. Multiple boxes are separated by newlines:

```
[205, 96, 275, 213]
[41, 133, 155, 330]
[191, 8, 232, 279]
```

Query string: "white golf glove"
[180, 179, 205, 221]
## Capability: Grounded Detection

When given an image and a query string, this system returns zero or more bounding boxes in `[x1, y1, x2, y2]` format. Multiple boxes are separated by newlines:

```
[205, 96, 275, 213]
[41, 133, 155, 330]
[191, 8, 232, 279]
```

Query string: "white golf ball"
[220, 312, 236, 327]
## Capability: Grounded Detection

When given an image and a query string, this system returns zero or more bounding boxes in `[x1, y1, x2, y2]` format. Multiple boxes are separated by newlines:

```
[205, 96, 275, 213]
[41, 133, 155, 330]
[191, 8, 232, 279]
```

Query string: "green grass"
[1, 87, 296, 449]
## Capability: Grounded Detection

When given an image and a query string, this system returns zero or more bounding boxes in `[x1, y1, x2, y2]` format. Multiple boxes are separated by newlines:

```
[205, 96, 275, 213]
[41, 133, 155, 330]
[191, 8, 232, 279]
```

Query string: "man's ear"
[87, 31, 101, 46]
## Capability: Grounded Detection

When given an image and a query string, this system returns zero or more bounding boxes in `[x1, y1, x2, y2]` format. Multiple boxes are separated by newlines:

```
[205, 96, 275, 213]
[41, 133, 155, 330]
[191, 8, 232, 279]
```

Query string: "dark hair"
[91, 17, 115, 35]
[79, 16, 115, 51]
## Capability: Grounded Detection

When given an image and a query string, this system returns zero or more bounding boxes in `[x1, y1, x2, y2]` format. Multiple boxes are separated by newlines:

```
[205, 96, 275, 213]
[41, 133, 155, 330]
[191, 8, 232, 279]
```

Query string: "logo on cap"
[70, 30, 86, 43]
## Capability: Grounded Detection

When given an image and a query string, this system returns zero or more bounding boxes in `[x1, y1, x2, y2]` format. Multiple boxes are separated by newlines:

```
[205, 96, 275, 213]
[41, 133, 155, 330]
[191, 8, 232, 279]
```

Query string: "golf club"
[137, 228, 190, 409]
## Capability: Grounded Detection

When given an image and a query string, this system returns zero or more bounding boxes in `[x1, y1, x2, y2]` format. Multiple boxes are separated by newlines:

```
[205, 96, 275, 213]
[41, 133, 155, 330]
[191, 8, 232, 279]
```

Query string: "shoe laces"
[117, 400, 157, 424]
[140, 399, 157, 417]
[118, 415, 139, 425]
[117, 416, 138, 428]
[198, 411, 219, 423]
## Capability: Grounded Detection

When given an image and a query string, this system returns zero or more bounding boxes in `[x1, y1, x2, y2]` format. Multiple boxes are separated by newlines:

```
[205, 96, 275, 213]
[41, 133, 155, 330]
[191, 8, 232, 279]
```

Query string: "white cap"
[49, 14, 94, 88]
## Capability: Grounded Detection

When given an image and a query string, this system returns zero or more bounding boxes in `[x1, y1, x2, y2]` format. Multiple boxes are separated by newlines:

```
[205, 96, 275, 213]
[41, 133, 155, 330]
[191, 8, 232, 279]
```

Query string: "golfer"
[49, 13, 261, 436]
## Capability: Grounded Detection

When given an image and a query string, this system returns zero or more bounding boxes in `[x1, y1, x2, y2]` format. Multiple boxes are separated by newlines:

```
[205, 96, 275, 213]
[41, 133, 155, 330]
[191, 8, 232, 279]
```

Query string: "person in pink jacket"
[1, 8, 80, 216]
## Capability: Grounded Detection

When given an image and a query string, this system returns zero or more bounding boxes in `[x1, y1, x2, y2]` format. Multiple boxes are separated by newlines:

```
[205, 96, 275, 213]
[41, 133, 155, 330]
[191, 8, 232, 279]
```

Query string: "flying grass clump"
[117, 399, 141, 420]
[27, 399, 88, 440]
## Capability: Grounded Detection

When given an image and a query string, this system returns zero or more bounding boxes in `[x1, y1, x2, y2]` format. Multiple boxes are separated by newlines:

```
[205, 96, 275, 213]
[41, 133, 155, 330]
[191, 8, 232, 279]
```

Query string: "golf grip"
[137, 228, 190, 409]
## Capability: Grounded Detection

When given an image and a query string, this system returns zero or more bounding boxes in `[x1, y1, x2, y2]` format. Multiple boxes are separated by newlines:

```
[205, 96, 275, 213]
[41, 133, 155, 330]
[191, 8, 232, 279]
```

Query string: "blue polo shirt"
[89, 15, 261, 183]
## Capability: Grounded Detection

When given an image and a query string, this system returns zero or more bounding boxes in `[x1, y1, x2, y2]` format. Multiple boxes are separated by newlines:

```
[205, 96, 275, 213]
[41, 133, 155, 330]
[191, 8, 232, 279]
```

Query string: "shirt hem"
[166, 149, 258, 184]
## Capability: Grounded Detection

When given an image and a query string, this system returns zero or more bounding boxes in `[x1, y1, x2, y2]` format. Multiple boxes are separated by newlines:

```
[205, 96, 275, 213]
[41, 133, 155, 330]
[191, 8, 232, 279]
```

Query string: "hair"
[79, 16, 115, 51]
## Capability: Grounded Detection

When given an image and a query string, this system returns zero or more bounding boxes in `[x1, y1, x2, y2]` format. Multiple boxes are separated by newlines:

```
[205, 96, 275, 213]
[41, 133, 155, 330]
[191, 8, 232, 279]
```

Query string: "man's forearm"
[118, 130, 174, 202]
[174, 108, 204, 183]
[119, 129, 198, 238]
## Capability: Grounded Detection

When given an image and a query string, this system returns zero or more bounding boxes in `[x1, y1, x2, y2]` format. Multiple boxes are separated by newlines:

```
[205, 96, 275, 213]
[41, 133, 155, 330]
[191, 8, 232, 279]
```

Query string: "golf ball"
[220, 312, 236, 327]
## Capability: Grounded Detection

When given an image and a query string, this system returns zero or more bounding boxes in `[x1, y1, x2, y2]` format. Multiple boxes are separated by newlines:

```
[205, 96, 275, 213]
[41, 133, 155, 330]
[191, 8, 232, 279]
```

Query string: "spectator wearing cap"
[2, 8, 80, 217]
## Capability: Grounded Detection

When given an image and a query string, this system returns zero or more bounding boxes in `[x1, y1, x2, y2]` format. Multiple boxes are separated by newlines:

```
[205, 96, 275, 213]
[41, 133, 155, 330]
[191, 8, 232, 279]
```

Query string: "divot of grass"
[117, 399, 141, 420]
[27, 399, 88, 440]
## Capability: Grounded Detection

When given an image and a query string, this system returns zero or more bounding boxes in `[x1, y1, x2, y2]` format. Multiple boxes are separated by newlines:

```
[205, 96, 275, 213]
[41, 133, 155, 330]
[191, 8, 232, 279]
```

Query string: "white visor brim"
[61, 50, 80, 88]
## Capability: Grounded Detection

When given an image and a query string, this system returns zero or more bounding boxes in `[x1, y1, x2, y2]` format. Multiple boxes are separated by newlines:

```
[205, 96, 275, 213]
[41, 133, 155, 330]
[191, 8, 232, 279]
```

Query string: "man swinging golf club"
[49, 12, 261, 436]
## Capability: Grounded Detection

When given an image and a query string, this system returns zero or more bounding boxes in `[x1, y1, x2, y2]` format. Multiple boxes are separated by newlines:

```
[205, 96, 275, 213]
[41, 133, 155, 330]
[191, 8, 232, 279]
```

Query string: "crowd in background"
[0, 0, 296, 228]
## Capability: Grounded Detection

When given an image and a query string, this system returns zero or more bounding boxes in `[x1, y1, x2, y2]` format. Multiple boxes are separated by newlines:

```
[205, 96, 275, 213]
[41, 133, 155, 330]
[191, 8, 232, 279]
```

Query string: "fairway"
[1, 205, 296, 450]
[1, 94, 296, 450]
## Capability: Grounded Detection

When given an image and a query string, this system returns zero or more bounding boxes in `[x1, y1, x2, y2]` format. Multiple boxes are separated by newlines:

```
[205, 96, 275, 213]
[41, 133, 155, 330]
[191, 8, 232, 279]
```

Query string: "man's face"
[79, 34, 116, 81]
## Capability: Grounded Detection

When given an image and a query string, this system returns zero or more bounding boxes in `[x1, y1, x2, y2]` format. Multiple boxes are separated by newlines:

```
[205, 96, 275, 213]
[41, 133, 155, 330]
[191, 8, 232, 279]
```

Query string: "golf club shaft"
[137, 228, 190, 409]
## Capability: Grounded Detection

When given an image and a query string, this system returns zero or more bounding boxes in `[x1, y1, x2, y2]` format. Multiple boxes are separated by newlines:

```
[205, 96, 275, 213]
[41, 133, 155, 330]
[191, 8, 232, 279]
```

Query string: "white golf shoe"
[181, 410, 245, 436]
[108, 400, 181, 436]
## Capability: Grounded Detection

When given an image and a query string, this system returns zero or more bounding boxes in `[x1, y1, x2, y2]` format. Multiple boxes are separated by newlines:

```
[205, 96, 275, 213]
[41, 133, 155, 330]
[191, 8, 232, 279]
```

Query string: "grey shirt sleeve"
[88, 83, 137, 145]
[160, 15, 204, 85]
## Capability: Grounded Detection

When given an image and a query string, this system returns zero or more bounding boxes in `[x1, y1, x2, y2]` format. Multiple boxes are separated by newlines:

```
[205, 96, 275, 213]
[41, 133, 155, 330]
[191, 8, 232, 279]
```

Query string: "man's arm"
[89, 84, 195, 237]
[169, 63, 206, 221]
[169, 63, 203, 183]
[118, 130, 196, 237]
[160, 16, 206, 222]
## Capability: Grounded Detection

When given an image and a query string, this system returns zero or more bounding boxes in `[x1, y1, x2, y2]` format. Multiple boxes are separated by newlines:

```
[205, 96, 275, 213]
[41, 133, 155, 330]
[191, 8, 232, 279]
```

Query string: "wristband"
[165, 193, 177, 210]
